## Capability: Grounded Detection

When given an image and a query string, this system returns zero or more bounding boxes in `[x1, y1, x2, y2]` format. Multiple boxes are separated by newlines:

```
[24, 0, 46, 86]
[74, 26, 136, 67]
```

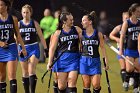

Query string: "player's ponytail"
[87, 11, 97, 28]
[57, 12, 71, 30]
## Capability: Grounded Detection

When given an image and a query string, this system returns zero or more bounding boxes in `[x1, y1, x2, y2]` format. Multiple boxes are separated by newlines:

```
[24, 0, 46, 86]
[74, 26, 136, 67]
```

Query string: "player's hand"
[104, 64, 109, 70]
[21, 49, 27, 57]
[0, 41, 8, 48]
[47, 63, 52, 71]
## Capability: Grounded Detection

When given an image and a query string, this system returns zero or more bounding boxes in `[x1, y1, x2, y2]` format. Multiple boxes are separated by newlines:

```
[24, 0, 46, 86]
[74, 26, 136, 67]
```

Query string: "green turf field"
[6, 42, 134, 93]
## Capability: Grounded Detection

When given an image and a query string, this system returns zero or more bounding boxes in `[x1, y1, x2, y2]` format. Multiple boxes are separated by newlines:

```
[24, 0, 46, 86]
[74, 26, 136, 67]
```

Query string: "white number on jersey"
[1, 30, 9, 40]
[88, 46, 93, 55]
[132, 31, 138, 40]
[25, 33, 30, 40]
[68, 41, 72, 50]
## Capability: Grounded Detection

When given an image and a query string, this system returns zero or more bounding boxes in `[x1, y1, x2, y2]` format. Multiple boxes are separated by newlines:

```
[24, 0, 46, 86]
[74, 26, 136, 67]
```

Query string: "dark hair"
[0, 0, 11, 11]
[128, 3, 140, 16]
[86, 11, 97, 28]
[57, 12, 71, 30]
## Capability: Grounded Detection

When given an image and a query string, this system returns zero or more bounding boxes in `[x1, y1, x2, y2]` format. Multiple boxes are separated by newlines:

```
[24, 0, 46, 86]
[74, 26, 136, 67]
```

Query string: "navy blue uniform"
[0, 15, 18, 62]
[18, 20, 40, 61]
[79, 29, 101, 75]
[124, 19, 140, 57]
[54, 26, 80, 72]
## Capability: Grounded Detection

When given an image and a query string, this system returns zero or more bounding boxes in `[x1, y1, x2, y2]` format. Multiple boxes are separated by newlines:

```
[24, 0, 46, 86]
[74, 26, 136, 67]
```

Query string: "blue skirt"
[79, 56, 101, 75]
[0, 43, 18, 62]
[19, 43, 40, 61]
[124, 48, 139, 58]
[54, 52, 80, 72]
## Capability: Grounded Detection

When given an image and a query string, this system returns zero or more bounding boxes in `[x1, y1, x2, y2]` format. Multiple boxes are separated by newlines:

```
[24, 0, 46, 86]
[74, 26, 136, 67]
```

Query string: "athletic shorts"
[124, 48, 139, 58]
[52, 57, 58, 72]
[19, 43, 40, 61]
[54, 52, 80, 72]
[79, 56, 101, 75]
[0, 43, 18, 62]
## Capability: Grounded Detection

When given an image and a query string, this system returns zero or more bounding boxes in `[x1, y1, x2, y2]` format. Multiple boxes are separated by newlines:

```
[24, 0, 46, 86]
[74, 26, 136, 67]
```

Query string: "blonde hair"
[122, 12, 129, 16]
[22, 4, 33, 15]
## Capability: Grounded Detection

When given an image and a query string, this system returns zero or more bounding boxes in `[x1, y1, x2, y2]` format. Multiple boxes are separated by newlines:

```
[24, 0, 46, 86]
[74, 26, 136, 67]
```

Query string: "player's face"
[65, 14, 73, 27]
[22, 8, 31, 19]
[133, 6, 140, 18]
[0, 1, 7, 14]
[81, 16, 91, 29]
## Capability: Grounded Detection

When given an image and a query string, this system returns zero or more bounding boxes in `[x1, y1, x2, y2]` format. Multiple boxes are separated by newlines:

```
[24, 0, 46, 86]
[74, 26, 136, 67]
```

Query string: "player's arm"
[109, 25, 121, 43]
[99, 32, 109, 69]
[75, 26, 82, 51]
[47, 30, 60, 70]
[13, 16, 27, 56]
[34, 20, 47, 49]
[119, 21, 128, 55]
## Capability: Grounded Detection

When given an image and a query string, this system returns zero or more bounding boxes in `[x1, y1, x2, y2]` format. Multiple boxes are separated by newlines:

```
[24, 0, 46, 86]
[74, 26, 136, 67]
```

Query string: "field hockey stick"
[105, 40, 140, 71]
[47, 69, 52, 93]
[103, 58, 111, 93]
[41, 50, 66, 83]
[105, 40, 134, 66]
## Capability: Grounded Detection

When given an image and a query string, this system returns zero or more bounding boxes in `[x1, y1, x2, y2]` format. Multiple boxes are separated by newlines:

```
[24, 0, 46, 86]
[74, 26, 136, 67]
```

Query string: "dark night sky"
[12, 0, 140, 26]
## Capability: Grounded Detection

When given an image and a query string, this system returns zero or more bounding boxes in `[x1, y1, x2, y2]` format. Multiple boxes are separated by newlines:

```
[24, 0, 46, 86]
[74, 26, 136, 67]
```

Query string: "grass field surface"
[6, 42, 134, 93]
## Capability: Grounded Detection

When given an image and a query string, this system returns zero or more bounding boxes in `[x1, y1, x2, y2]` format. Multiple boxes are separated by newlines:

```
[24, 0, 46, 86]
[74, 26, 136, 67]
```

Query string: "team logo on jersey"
[60, 35, 78, 42]
[82, 40, 99, 45]
[0, 24, 13, 29]
[20, 28, 36, 32]
[128, 26, 140, 32]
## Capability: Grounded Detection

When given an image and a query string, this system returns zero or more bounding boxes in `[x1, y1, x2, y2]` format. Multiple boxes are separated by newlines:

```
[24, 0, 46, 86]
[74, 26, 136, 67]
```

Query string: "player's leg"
[7, 60, 18, 93]
[28, 55, 39, 93]
[53, 72, 58, 93]
[82, 75, 91, 93]
[91, 75, 101, 93]
[133, 58, 139, 93]
[67, 71, 78, 93]
[123, 56, 135, 91]
[57, 72, 68, 93]
[20, 61, 30, 93]
[0, 62, 7, 93]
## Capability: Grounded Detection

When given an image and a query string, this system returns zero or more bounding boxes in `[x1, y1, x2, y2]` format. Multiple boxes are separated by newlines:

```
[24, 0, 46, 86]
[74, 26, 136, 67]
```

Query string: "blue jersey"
[0, 15, 18, 62]
[19, 20, 40, 61]
[19, 20, 38, 45]
[81, 29, 100, 58]
[125, 19, 140, 50]
[54, 26, 80, 72]
[0, 15, 16, 44]
[58, 26, 79, 53]
[80, 29, 101, 75]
